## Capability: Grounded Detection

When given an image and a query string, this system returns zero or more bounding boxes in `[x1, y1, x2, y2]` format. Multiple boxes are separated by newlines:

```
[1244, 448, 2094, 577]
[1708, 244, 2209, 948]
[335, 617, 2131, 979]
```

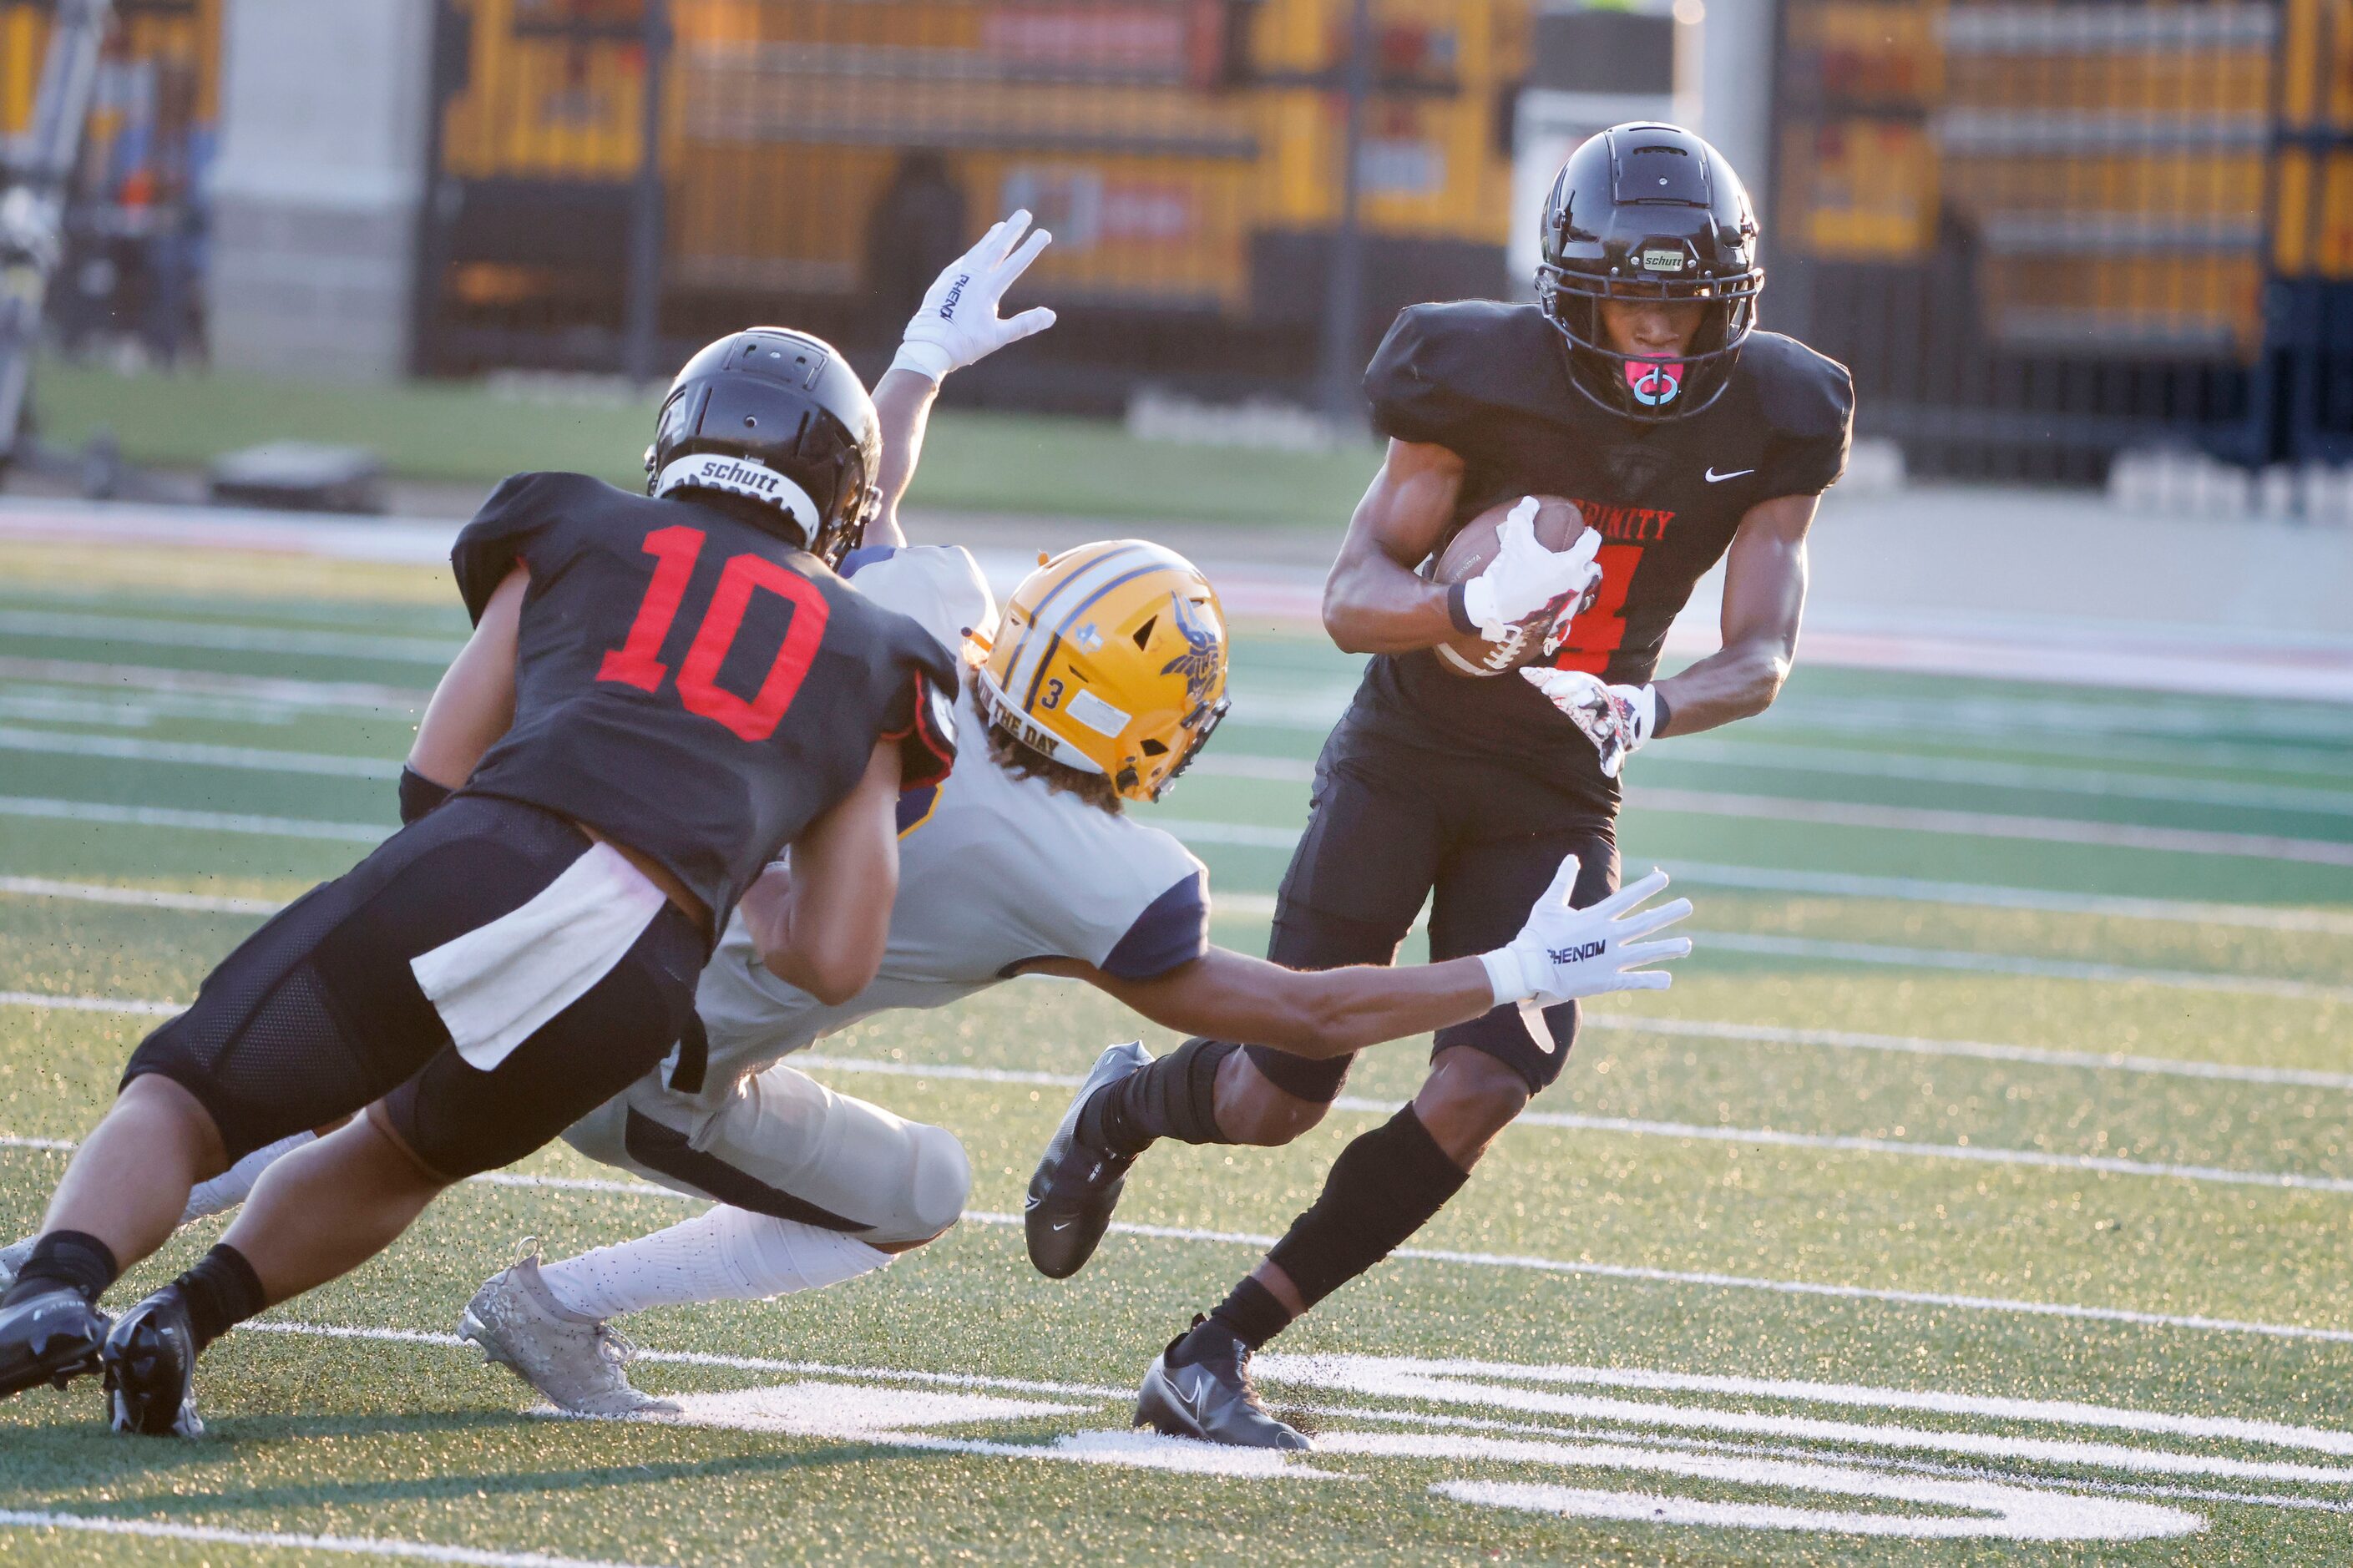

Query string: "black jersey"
[1358, 301, 1853, 810]
[450, 472, 960, 928]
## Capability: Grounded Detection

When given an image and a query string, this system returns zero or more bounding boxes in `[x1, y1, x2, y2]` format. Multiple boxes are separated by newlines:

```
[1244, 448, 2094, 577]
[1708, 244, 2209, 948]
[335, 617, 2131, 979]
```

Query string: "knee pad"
[610, 1065, 971, 1247]
[1243, 1041, 1354, 1104]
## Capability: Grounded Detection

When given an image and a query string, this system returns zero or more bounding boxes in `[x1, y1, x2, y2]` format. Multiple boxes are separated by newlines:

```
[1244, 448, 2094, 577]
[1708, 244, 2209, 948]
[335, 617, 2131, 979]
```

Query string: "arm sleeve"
[1098, 868, 1211, 980]
[449, 473, 553, 623]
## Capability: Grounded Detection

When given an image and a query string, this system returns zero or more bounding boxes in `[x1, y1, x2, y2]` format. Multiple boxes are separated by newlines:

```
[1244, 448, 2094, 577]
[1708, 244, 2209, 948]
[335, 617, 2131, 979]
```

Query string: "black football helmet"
[1536, 122, 1764, 422]
[645, 327, 881, 566]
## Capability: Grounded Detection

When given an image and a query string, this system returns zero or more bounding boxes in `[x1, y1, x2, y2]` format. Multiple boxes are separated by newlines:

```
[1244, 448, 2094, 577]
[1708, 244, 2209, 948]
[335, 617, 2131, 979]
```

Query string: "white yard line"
[1159, 801, 2353, 868]
[8, 986, 2350, 1186]
[0, 991, 178, 1017]
[0, 726, 399, 777]
[0, 875, 284, 914]
[0, 608, 460, 664]
[1196, 741, 2353, 819]
[0, 796, 385, 842]
[1693, 931, 2353, 1004]
[784, 1055, 2353, 1196]
[3, 1128, 2347, 1344]
[1648, 862, 2353, 937]
[1638, 790, 2353, 867]
[1585, 1015, 2353, 1092]
[0, 1510, 667, 1568]
[0, 655, 426, 711]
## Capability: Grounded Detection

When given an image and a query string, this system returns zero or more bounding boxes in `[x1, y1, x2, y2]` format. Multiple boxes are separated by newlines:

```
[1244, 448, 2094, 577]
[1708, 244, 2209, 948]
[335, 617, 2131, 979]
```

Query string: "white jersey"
[675, 545, 1209, 1113]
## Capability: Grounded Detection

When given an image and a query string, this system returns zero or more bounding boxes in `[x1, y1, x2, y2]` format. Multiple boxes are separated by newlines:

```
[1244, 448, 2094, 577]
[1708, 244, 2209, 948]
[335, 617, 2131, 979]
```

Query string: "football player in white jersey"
[0, 215, 1693, 1423]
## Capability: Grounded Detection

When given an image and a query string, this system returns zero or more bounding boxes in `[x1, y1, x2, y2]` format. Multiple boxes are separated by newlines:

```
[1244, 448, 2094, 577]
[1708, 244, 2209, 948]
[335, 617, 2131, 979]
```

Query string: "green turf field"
[1, 537, 2350, 1565]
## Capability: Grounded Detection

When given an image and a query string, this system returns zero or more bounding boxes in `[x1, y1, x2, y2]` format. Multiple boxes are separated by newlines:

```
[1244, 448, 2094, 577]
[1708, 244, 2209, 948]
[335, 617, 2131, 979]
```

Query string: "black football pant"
[1243, 707, 1621, 1102]
[122, 796, 703, 1180]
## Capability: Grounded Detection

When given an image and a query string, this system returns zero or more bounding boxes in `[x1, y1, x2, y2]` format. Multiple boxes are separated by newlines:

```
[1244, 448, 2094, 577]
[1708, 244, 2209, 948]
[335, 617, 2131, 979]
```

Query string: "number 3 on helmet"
[976, 540, 1230, 803]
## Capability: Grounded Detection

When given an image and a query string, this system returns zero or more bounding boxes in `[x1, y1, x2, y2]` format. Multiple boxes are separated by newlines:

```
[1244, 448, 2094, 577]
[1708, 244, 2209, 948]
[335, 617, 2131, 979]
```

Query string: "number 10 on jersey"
[598, 524, 830, 743]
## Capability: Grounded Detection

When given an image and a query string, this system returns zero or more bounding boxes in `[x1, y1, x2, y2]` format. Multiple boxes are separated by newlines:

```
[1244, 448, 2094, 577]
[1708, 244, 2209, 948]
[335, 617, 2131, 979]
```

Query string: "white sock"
[537, 1206, 892, 1321]
[181, 1131, 315, 1224]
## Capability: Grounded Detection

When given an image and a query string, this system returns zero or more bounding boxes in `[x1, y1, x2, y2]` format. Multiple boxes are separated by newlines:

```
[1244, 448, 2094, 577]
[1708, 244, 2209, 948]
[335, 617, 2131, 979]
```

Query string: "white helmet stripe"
[998, 544, 1156, 710]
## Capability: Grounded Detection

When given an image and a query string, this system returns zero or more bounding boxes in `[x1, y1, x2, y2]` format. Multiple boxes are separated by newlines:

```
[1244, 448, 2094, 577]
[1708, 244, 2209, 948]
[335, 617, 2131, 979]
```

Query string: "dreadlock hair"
[985, 721, 1123, 816]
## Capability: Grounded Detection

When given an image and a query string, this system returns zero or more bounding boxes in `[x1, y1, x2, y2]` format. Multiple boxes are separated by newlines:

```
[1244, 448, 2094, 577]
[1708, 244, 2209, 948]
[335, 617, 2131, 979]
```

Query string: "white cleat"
[458, 1242, 679, 1418]
[0, 1235, 33, 1297]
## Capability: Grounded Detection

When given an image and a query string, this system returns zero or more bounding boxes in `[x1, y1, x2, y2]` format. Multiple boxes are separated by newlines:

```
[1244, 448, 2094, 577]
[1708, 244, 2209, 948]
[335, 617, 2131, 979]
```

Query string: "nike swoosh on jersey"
[1704, 467, 1755, 483]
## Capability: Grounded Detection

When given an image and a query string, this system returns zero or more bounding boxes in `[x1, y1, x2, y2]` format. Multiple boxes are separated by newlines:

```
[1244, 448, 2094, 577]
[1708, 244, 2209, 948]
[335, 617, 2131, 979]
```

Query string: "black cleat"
[0, 1284, 109, 1399]
[1135, 1318, 1310, 1450]
[101, 1287, 203, 1438]
[1026, 1040, 1152, 1279]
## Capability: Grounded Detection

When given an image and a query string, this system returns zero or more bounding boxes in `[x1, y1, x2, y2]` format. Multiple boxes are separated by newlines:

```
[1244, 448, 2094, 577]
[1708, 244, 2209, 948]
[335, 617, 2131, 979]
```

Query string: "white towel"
[410, 841, 669, 1072]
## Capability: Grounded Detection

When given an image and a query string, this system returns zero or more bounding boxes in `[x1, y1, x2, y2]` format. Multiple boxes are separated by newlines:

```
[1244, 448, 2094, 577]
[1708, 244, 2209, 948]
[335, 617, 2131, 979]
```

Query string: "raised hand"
[892, 210, 1059, 382]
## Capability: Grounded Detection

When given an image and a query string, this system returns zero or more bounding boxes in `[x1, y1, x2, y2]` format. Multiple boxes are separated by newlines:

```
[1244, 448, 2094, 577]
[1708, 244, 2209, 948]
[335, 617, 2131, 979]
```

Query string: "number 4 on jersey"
[1547, 541, 1639, 675]
[599, 524, 831, 743]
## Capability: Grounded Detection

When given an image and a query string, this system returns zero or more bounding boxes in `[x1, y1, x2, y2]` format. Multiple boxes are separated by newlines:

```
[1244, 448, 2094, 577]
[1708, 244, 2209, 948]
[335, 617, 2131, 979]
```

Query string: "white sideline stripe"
[0, 725, 401, 777]
[1697, 930, 2353, 1003]
[0, 1510, 664, 1568]
[0, 655, 427, 711]
[0, 795, 385, 842]
[1590, 1015, 2353, 1093]
[4, 1136, 2346, 1346]
[0, 875, 284, 914]
[0, 607, 461, 664]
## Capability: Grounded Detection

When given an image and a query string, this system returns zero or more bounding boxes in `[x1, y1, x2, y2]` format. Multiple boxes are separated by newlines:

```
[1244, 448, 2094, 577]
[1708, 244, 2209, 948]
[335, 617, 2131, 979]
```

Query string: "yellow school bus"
[1776, 0, 2278, 358]
[2, 0, 220, 181]
[433, 0, 1531, 342]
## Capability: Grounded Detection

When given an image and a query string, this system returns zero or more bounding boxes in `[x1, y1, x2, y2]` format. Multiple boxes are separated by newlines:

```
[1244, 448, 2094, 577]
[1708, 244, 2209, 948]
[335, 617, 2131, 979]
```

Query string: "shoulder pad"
[450, 471, 568, 622]
[842, 544, 999, 660]
[1738, 332, 1855, 444]
[1364, 301, 1563, 449]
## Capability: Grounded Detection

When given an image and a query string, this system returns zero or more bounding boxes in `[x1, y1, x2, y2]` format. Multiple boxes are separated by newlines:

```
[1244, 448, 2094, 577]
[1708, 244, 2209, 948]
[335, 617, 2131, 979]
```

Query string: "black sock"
[3, 1230, 119, 1307]
[1207, 1276, 1293, 1352]
[174, 1244, 267, 1351]
[1264, 1104, 1468, 1308]
[1080, 1038, 1241, 1156]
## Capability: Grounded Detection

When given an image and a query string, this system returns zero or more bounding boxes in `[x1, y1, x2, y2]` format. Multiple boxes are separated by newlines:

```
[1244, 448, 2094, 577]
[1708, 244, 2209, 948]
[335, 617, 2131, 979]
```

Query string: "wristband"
[1445, 579, 1480, 636]
[398, 766, 453, 826]
[1479, 946, 1532, 1009]
[1649, 685, 1672, 740]
[888, 340, 954, 383]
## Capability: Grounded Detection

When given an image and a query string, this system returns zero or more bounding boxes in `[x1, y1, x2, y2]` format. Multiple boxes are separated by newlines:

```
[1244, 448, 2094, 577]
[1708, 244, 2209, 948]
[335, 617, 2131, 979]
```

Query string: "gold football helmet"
[976, 539, 1229, 802]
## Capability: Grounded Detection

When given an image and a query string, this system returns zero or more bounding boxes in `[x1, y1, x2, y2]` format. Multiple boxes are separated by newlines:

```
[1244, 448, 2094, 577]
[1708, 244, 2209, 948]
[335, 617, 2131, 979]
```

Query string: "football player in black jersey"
[1026, 123, 1855, 1448]
[0, 327, 962, 1437]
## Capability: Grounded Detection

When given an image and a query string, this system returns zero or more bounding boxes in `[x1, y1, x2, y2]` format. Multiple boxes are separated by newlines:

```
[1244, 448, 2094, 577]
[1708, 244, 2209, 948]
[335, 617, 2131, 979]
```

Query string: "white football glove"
[1480, 857, 1693, 1009]
[1521, 668, 1657, 779]
[889, 210, 1058, 383]
[1458, 497, 1602, 642]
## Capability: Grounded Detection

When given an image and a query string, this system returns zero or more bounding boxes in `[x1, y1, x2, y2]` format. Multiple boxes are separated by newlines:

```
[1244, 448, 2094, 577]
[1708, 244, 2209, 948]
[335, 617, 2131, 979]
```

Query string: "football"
[1427, 493, 1594, 677]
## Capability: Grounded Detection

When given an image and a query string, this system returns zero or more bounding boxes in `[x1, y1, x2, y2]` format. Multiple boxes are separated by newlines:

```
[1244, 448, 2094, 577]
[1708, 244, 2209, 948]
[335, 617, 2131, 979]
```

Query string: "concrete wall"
[1697, 0, 1778, 222]
[205, 0, 434, 382]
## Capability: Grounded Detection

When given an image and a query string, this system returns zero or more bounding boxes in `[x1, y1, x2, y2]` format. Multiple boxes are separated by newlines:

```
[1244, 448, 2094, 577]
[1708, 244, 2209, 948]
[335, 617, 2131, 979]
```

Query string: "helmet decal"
[1160, 592, 1224, 706]
[1624, 360, 1684, 407]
